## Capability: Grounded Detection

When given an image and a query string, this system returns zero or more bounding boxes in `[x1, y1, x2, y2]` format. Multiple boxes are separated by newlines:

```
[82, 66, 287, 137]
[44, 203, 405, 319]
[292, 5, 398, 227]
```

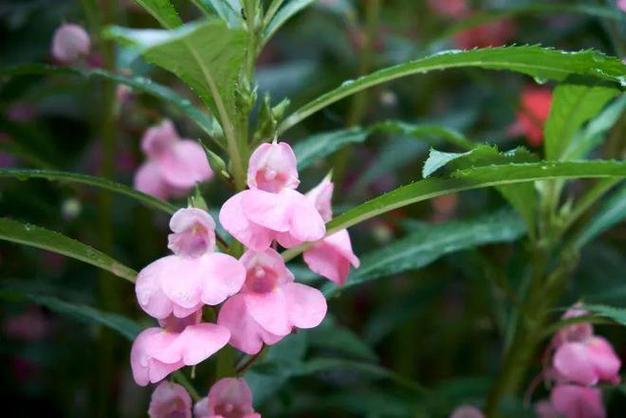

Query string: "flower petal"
[284, 282, 327, 329]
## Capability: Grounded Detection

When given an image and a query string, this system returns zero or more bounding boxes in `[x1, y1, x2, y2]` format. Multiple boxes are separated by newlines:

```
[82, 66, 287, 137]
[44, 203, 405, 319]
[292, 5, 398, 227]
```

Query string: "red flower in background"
[509, 87, 553, 147]
[454, 19, 516, 49]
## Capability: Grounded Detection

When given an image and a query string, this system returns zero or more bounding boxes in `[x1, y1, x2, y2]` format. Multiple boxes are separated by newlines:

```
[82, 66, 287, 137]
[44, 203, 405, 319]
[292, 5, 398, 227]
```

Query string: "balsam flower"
[218, 248, 327, 354]
[134, 120, 212, 200]
[553, 335, 621, 386]
[302, 175, 360, 285]
[51, 23, 91, 64]
[219, 141, 325, 250]
[136, 208, 245, 319]
[148, 381, 192, 418]
[131, 311, 230, 386]
[551, 385, 605, 418]
[194, 377, 261, 418]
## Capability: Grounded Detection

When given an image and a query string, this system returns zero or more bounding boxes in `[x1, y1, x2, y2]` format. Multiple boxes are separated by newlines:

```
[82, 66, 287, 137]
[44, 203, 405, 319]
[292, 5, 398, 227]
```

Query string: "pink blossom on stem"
[219, 141, 325, 250]
[131, 311, 230, 386]
[449, 405, 484, 418]
[553, 336, 621, 386]
[136, 209, 245, 319]
[218, 248, 327, 354]
[302, 175, 360, 285]
[552, 304, 594, 347]
[51, 23, 91, 65]
[535, 400, 561, 418]
[428, 0, 468, 19]
[134, 120, 213, 200]
[551, 385, 606, 418]
[195, 377, 261, 418]
[148, 381, 192, 418]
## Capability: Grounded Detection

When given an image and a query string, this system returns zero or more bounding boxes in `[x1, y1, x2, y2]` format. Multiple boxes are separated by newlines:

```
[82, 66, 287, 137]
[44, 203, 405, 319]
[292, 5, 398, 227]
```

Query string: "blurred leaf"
[264, 0, 317, 42]
[0, 169, 177, 214]
[307, 315, 378, 362]
[576, 183, 626, 247]
[324, 210, 525, 296]
[192, 0, 241, 27]
[279, 46, 626, 133]
[246, 333, 307, 405]
[323, 161, 626, 236]
[0, 64, 221, 139]
[545, 82, 619, 160]
[133, 0, 182, 28]
[565, 94, 626, 160]
[294, 127, 368, 170]
[107, 20, 247, 146]
[584, 304, 626, 326]
[0, 218, 137, 282]
[373, 120, 474, 150]
[0, 290, 141, 340]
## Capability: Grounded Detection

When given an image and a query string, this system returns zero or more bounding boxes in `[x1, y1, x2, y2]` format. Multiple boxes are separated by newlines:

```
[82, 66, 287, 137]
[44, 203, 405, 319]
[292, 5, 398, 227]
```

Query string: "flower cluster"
[134, 120, 213, 200]
[535, 305, 621, 418]
[148, 378, 260, 418]
[130, 140, 360, 408]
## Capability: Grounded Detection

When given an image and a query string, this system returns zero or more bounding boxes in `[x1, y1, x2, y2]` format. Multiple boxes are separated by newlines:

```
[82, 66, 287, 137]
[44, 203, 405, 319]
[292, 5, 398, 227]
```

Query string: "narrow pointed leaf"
[133, 0, 182, 28]
[576, 183, 626, 247]
[0, 218, 137, 282]
[279, 46, 626, 133]
[264, 0, 317, 41]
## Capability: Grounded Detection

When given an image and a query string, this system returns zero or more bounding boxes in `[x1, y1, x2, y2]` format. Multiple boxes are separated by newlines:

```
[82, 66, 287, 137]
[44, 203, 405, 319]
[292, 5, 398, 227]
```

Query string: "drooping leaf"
[133, 0, 182, 28]
[0, 169, 177, 214]
[323, 161, 626, 236]
[0, 218, 137, 282]
[0, 64, 221, 139]
[564, 94, 626, 160]
[14, 291, 141, 340]
[545, 82, 619, 160]
[191, 0, 241, 27]
[323, 210, 525, 297]
[264, 0, 317, 42]
[107, 20, 247, 153]
[279, 46, 626, 133]
[583, 304, 626, 327]
[576, 183, 626, 247]
[294, 128, 368, 170]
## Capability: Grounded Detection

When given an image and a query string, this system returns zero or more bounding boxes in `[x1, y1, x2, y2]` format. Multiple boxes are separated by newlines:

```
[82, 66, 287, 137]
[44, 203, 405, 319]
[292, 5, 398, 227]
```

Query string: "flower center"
[246, 266, 278, 294]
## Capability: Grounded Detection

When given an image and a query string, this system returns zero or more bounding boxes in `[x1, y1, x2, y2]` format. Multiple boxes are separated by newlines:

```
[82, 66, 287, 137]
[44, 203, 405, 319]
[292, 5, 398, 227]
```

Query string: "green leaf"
[264, 0, 317, 42]
[576, 183, 626, 247]
[133, 0, 182, 28]
[307, 316, 378, 362]
[0, 218, 137, 282]
[583, 304, 626, 327]
[372, 120, 474, 150]
[0, 64, 221, 139]
[324, 210, 525, 297]
[422, 148, 476, 178]
[107, 20, 247, 158]
[0, 169, 177, 214]
[565, 94, 626, 160]
[192, 0, 242, 27]
[545, 82, 619, 160]
[294, 127, 368, 170]
[279, 46, 626, 133]
[33, 293, 140, 340]
[324, 161, 626, 236]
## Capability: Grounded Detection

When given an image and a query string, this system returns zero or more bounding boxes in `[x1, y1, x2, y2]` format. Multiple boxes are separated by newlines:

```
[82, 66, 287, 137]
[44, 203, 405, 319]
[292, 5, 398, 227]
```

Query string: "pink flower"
[51, 23, 91, 64]
[553, 336, 621, 386]
[218, 248, 327, 354]
[618, 0, 626, 12]
[131, 312, 230, 386]
[453, 19, 515, 49]
[553, 305, 593, 347]
[508, 87, 553, 147]
[219, 141, 325, 250]
[3, 306, 51, 341]
[148, 381, 192, 418]
[195, 377, 261, 418]
[428, 0, 468, 19]
[167, 208, 216, 258]
[134, 120, 213, 200]
[302, 175, 360, 285]
[449, 405, 484, 418]
[135, 209, 245, 319]
[551, 385, 606, 418]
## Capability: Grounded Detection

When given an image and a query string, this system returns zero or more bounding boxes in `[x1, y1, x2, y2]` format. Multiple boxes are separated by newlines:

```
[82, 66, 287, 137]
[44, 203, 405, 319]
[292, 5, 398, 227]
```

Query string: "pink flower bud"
[247, 141, 299, 192]
[148, 381, 192, 418]
[167, 208, 216, 258]
[51, 24, 91, 65]
[450, 405, 484, 418]
[195, 377, 261, 418]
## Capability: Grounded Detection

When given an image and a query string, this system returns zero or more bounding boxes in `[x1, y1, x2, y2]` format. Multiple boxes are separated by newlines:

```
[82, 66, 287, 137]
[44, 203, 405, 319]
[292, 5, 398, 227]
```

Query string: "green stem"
[560, 178, 619, 233]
